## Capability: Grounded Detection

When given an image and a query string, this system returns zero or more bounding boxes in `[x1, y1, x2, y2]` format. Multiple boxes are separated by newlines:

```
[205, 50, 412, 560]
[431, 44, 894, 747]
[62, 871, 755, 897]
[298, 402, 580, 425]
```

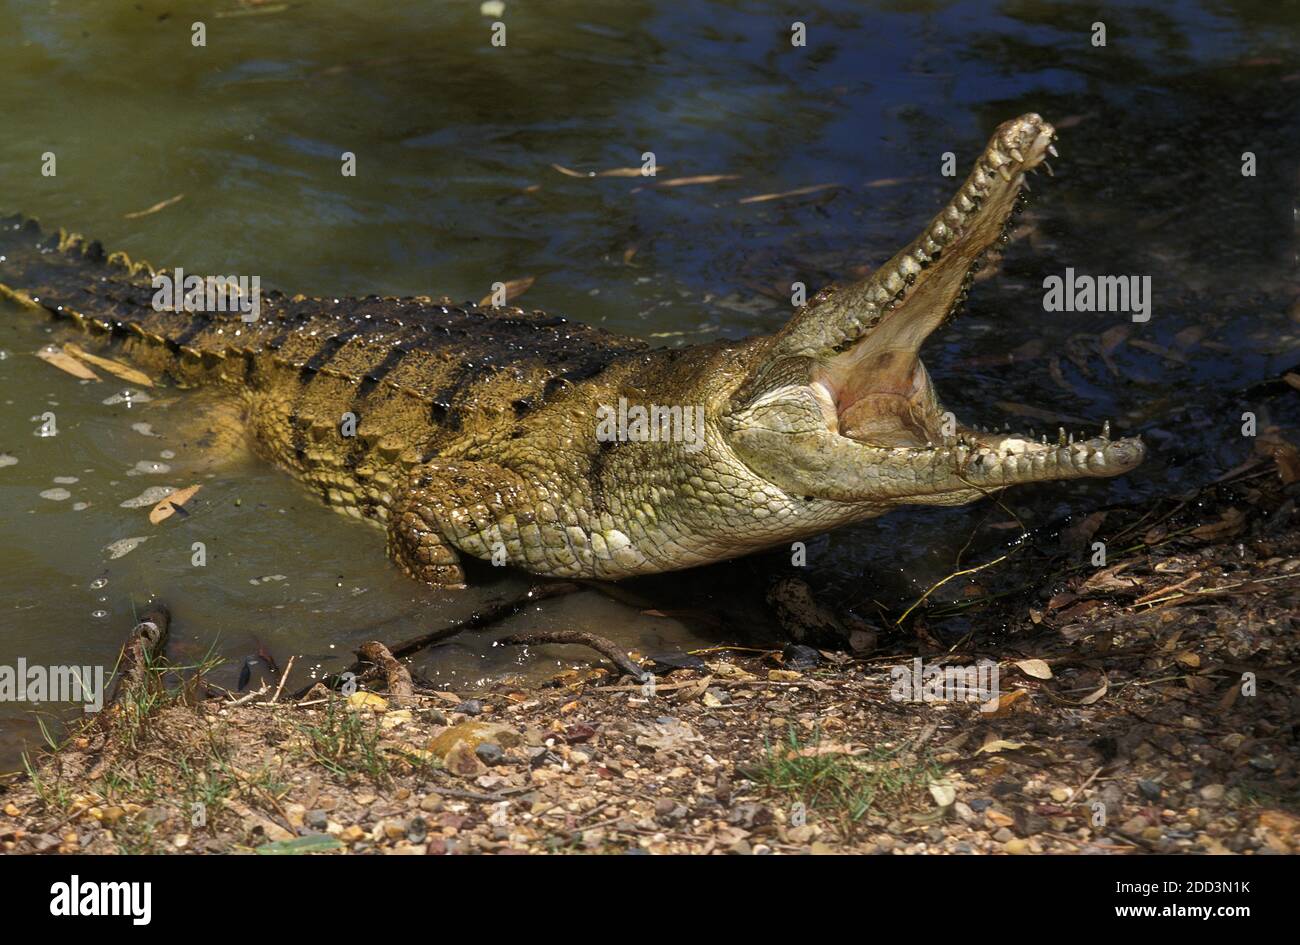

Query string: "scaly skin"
[1, 114, 1144, 587]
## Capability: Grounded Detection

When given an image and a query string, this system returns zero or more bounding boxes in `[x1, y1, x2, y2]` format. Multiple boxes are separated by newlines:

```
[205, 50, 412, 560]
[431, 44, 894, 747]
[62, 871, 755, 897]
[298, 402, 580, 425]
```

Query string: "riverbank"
[2, 448, 1298, 855]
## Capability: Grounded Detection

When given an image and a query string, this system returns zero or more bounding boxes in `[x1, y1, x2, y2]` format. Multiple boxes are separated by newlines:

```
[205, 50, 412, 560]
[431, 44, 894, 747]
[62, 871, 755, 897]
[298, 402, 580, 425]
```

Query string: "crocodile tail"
[0, 213, 270, 383]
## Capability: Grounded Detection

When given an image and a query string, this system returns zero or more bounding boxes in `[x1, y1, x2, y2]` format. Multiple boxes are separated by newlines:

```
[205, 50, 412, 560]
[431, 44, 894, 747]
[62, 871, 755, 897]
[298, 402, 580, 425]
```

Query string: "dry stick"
[497, 630, 647, 680]
[356, 641, 414, 704]
[290, 581, 583, 699]
[268, 655, 295, 704]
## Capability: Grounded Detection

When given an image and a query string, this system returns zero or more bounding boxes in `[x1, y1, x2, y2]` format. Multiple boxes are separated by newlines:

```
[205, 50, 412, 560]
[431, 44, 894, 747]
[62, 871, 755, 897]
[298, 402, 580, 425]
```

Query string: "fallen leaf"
[979, 688, 1028, 716]
[123, 193, 185, 220]
[36, 347, 100, 381]
[976, 739, 1026, 755]
[149, 484, 202, 524]
[63, 343, 153, 387]
[551, 163, 667, 179]
[346, 691, 388, 713]
[1014, 659, 1053, 680]
[986, 809, 1015, 827]
[738, 182, 840, 205]
[928, 780, 956, 807]
[1079, 678, 1109, 705]
[657, 174, 740, 188]
[478, 276, 535, 307]
[1190, 507, 1245, 541]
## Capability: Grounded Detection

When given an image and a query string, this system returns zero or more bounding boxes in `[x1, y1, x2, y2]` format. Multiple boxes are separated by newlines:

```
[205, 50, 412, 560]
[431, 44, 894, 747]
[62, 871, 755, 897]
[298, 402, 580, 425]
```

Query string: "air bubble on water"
[127, 460, 171, 476]
[73, 502, 90, 511]
[53, 475, 78, 484]
[39, 488, 71, 501]
[102, 388, 153, 407]
[131, 422, 159, 437]
[0, 454, 16, 468]
[90, 576, 108, 590]
[160, 450, 175, 459]
[91, 610, 109, 619]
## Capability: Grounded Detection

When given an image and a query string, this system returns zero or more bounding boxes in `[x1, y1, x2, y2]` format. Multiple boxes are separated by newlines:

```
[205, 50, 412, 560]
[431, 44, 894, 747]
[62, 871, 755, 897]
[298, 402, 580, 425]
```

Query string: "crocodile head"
[722, 114, 1145, 509]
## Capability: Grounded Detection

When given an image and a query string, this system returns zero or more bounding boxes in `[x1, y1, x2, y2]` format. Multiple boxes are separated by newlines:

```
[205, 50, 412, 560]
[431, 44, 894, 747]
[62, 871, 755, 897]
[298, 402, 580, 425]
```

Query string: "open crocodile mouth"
[806, 114, 1145, 493]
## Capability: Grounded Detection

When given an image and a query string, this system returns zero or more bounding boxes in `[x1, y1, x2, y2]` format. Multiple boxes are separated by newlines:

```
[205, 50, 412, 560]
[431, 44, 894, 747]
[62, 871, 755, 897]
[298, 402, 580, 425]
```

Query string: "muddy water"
[1, 1, 1297, 767]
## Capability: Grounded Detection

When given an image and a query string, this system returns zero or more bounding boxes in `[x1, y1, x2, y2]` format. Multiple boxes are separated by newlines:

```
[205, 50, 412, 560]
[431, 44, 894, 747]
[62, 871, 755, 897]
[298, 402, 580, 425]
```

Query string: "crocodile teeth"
[1008, 147, 1025, 162]
[1043, 161, 1054, 177]
[997, 165, 1012, 182]
[1102, 420, 1111, 439]
[1047, 144, 1059, 157]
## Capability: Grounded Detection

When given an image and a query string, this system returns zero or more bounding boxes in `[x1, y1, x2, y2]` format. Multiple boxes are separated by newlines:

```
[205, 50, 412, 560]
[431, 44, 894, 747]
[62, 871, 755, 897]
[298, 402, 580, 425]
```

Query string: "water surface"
[2, 0, 1297, 767]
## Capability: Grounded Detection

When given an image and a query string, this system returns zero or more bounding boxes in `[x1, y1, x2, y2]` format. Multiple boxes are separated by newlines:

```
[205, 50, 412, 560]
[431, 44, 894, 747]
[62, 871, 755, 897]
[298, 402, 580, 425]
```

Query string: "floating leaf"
[36, 347, 99, 381]
[657, 174, 739, 188]
[738, 182, 840, 205]
[123, 193, 185, 220]
[551, 163, 666, 179]
[149, 484, 202, 524]
[478, 276, 535, 307]
[64, 343, 153, 387]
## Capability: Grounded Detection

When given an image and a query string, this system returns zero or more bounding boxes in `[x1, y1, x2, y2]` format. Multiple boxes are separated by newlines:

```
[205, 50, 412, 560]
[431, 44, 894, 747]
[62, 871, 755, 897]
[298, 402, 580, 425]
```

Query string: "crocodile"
[1, 114, 1144, 588]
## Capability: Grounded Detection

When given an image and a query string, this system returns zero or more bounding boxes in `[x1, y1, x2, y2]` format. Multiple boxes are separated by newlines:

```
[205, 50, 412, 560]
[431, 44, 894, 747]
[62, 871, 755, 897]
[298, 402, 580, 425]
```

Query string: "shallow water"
[1, 0, 1297, 767]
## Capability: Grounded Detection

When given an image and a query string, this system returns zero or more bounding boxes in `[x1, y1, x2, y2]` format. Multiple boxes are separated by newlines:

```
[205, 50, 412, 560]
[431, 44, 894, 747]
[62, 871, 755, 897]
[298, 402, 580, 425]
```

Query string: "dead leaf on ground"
[1190, 507, 1246, 541]
[36, 347, 100, 381]
[979, 688, 1028, 717]
[149, 484, 202, 524]
[1014, 659, 1053, 680]
[976, 739, 1026, 755]
[1079, 678, 1109, 705]
[1256, 434, 1300, 484]
[928, 779, 956, 807]
[1079, 562, 1140, 594]
[64, 343, 153, 387]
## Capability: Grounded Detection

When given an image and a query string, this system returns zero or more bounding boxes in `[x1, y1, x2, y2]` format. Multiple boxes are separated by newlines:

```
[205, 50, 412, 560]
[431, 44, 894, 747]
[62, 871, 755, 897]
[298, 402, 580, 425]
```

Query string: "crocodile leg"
[386, 460, 538, 589]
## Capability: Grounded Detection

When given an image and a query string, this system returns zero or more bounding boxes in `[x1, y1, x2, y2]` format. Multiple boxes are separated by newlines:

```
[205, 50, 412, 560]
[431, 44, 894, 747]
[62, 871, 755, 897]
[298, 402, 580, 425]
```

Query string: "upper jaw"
[763, 113, 1060, 367]
[785, 113, 1147, 493]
